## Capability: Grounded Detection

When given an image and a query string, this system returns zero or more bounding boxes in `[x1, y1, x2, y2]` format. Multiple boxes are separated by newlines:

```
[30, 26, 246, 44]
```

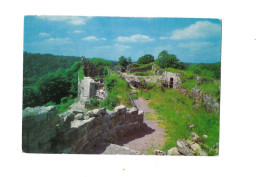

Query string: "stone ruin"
[162, 71, 182, 89]
[22, 105, 144, 153]
[78, 57, 107, 104]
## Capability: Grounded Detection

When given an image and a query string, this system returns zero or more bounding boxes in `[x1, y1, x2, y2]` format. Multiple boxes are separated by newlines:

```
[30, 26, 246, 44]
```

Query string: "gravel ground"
[116, 98, 165, 154]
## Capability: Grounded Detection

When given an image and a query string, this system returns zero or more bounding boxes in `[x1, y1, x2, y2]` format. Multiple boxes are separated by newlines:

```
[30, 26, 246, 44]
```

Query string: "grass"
[78, 66, 84, 80]
[55, 98, 76, 114]
[143, 88, 219, 154]
[134, 71, 154, 76]
[104, 73, 132, 110]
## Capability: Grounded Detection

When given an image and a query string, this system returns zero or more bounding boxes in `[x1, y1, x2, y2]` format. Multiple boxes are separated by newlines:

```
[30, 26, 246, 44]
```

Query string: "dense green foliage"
[23, 52, 80, 85]
[156, 50, 185, 69]
[23, 57, 81, 109]
[89, 58, 113, 69]
[188, 62, 221, 79]
[103, 73, 131, 110]
[137, 54, 154, 64]
[117, 56, 132, 71]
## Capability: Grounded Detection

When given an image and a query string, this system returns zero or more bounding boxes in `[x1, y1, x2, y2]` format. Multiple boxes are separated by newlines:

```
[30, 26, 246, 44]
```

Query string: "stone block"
[75, 113, 84, 120]
[93, 108, 106, 115]
[114, 105, 127, 114]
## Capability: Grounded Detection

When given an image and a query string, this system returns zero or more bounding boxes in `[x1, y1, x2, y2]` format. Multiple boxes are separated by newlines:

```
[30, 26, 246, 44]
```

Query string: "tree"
[156, 50, 180, 69]
[23, 86, 43, 109]
[37, 71, 71, 104]
[118, 56, 131, 71]
[137, 54, 154, 64]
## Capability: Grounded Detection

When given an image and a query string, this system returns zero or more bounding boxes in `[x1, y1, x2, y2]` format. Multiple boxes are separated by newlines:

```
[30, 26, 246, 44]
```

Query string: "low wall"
[22, 105, 144, 153]
[22, 106, 60, 153]
[130, 64, 153, 73]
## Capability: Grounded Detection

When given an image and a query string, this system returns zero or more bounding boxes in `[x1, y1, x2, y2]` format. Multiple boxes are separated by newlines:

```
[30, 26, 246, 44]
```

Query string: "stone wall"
[22, 106, 60, 153]
[130, 64, 153, 73]
[22, 105, 144, 153]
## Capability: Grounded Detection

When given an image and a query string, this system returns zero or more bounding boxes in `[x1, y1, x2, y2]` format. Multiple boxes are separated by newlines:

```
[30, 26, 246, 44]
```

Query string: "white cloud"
[159, 37, 168, 40]
[82, 36, 106, 41]
[171, 21, 221, 40]
[113, 43, 131, 50]
[37, 16, 91, 25]
[43, 37, 71, 44]
[72, 30, 85, 34]
[116, 34, 154, 43]
[39, 32, 50, 36]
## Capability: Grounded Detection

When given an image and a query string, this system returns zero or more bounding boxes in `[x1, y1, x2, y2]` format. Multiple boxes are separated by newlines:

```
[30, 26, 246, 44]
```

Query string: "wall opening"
[169, 78, 173, 88]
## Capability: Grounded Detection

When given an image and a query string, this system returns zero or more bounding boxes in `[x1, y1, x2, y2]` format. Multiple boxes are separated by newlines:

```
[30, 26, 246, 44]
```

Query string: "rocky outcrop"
[190, 88, 220, 112]
[22, 106, 60, 153]
[22, 105, 145, 154]
[167, 139, 208, 156]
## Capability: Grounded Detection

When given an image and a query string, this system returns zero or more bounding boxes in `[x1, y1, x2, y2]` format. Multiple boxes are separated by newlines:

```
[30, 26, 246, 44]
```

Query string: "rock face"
[22, 106, 60, 153]
[22, 105, 145, 154]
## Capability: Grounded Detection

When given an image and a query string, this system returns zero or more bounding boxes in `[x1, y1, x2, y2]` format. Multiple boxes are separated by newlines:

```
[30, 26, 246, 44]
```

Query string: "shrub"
[137, 54, 154, 64]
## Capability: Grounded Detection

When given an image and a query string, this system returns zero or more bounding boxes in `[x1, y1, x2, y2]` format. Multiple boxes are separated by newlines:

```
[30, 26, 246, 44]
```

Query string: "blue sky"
[24, 16, 221, 63]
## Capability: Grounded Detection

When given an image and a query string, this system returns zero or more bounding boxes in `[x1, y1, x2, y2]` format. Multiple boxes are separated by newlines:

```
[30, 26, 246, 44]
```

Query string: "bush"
[37, 71, 71, 104]
[23, 86, 43, 108]
[61, 96, 68, 104]
[137, 54, 154, 64]
[156, 50, 185, 69]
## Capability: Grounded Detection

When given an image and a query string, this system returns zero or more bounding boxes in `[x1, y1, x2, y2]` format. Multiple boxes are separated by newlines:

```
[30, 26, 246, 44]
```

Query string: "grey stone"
[167, 147, 181, 155]
[93, 108, 106, 115]
[177, 139, 195, 156]
[115, 105, 127, 114]
[199, 150, 208, 156]
[190, 143, 202, 153]
[74, 113, 84, 120]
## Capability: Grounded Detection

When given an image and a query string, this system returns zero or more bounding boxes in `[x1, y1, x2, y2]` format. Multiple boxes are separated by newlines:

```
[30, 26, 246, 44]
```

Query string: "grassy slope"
[144, 86, 219, 154]
[164, 67, 220, 100]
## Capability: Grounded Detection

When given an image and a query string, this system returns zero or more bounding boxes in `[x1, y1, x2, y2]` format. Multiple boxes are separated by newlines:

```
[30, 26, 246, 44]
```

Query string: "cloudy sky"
[24, 16, 221, 63]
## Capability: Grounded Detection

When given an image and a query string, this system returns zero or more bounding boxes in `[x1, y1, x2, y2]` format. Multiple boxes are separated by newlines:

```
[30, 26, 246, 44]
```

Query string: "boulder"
[167, 147, 180, 155]
[190, 143, 202, 153]
[177, 139, 195, 156]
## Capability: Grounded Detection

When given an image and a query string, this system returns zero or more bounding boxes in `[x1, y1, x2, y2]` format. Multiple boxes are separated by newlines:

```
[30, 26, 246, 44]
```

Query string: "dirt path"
[117, 98, 165, 154]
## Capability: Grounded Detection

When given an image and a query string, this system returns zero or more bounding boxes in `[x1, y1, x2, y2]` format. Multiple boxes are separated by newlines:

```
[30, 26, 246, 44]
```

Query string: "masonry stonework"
[22, 105, 145, 153]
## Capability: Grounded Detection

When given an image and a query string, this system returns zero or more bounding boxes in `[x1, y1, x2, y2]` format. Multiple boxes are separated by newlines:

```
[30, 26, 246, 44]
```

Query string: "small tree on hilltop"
[156, 50, 182, 69]
[118, 56, 131, 71]
[137, 54, 154, 64]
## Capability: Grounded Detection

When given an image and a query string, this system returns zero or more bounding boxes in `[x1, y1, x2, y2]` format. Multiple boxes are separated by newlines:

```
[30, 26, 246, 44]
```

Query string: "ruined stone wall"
[78, 77, 97, 102]
[163, 71, 182, 89]
[22, 106, 60, 153]
[22, 105, 144, 153]
[130, 64, 153, 73]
